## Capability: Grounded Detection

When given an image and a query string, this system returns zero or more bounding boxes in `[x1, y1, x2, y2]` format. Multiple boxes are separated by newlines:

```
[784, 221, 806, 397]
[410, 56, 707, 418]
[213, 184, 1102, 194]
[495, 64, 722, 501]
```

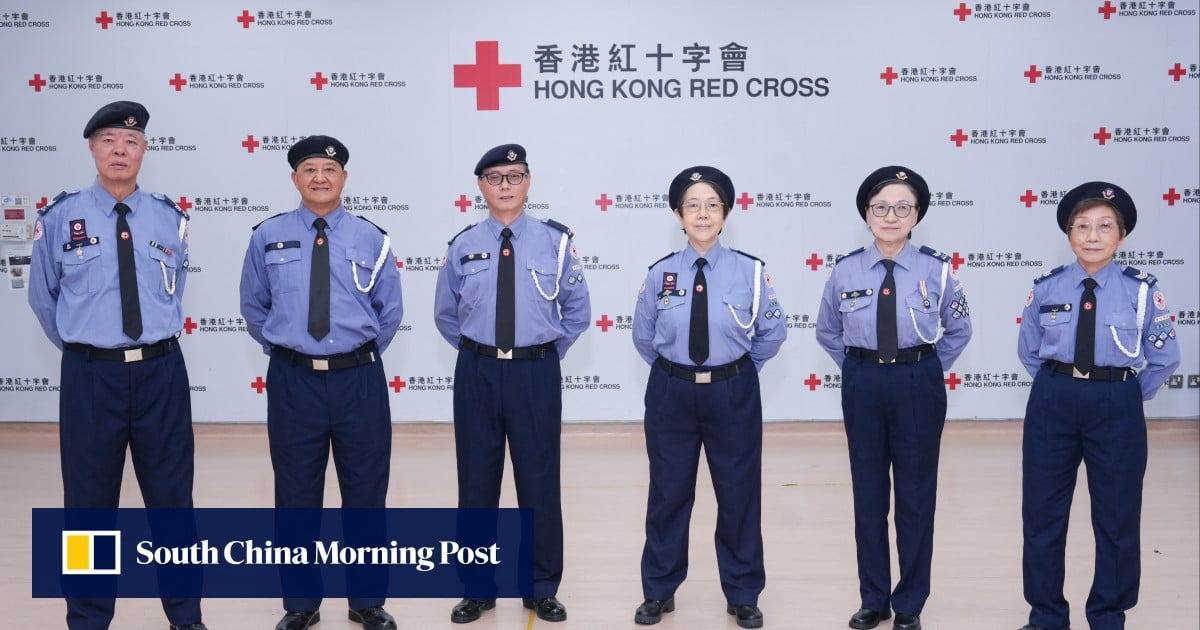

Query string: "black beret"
[856, 165, 931, 223]
[668, 166, 734, 212]
[1057, 181, 1137, 235]
[287, 135, 349, 170]
[82, 101, 149, 139]
[474, 143, 527, 176]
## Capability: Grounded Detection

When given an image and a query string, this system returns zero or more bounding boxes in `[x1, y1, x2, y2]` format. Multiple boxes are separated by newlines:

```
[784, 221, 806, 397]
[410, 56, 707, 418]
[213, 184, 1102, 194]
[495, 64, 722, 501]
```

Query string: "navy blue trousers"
[1022, 365, 1146, 630]
[841, 353, 946, 616]
[640, 361, 764, 606]
[453, 348, 563, 599]
[266, 354, 392, 613]
[59, 346, 201, 630]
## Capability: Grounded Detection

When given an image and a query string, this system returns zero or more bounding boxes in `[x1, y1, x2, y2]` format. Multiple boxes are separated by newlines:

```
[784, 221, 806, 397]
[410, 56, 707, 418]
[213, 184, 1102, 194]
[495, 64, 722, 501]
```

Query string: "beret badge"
[124, 116, 138, 128]
[506, 149, 517, 161]
[690, 172, 702, 182]
[1102, 188, 1115, 200]
[325, 145, 337, 157]
[895, 171, 908, 181]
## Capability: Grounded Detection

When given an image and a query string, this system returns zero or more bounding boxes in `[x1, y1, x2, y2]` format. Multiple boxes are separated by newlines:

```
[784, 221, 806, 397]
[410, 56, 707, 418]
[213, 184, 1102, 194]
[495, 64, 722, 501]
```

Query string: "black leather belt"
[655, 354, 752, 384]
[845, 344, 935, 364]
[271, 341, 378, 371]
[460, 337, 555, 360]
[64, 338, 177, 362]
[1045, 360, 1134, 382]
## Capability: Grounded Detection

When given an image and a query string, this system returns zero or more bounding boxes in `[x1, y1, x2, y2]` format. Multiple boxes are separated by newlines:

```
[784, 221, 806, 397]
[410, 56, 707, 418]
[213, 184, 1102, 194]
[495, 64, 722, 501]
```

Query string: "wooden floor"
[2, 421, 1196, 630]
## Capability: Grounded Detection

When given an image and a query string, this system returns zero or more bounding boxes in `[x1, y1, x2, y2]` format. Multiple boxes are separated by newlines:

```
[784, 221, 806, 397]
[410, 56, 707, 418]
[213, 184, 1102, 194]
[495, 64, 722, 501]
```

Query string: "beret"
[667, 166, 734, 212]
[856, 165, 930, 223]
[1057, 181, 1136, 235]
[474, 143, 527, 176]
[287, 135, 349, 170]
[83, 101, 149, 138]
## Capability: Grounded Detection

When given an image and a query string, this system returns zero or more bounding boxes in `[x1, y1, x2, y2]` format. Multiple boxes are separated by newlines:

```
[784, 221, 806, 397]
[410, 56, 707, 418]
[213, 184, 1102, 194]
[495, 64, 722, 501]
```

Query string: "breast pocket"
[1038, 310, 1074, 354]
[61, 246, 101, 295]
[528, 257, 558, 296]
[724, 291, 754, 326]
[905, 294, 939, 338]
[264, 247, 303, 294]
[839, 294, 875, 340]
[146, 244, 177, 300]
[345, 247, 376, 287]
[1104, 310, 1140, 352]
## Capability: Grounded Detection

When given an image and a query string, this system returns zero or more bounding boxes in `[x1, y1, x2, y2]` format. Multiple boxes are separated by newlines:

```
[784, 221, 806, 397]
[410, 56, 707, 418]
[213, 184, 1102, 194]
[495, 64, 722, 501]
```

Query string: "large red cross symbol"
[804, 374, 822, 391]
[736, 192, 754, 211]
[1098, 1, 1117, 19]
[595, 194, 613, 212]
[1020, 190, 1038, 208]
[37, 197, 49, 210]
[950, 252, 965, 271]
[880, 66, 898, 85]
[28, 74, 47, 92]
[805, 253, 824, 271]
[96, 11, 114, 29]
[454, 41, 522, 111]
[1163, 188, 1181, 206]
[1093, 127, 1112, 145]
[242, 135, 261, 153]
[596, 315, 614, 332]
[950, 128, 968, 147]
[1168, 63, 1186, 81]
[169, 73, 188, 91]
[953, 3, 973, 21]
[389, 376, 406, 393]
[1023, 65, 1043, 84]
[237, 10, 255, 28]
[176, 196, 193, 213]
[250, 376, 267, 394]
[454, 194, 472, 212]
[944, 372, 962, 390]
[183, 317, 198, 335]
[310, 72, 329, 90]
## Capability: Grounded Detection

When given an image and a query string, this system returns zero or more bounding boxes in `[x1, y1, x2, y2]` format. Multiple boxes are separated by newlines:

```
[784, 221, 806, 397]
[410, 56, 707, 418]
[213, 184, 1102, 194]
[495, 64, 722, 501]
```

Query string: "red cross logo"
[241, 134, 261, 153]
[183, 317, 198, 335]
[395, 256, 403, 269]
[502, 248, 511, 257]
[953, 2, 973, 21]
[1016, 316, 1023, 324]
[454, 194, 472, 213]
[880, 66, 898, 85]
[250, 376, 267, 394]
[237, 10, 255, 28]
[1023, 64, 1043, 84]
[1020, 189, 1039, 208]
[1163, 188, 1181, 206]
[1084, 302, 1093, 311]
[950, 251, 965, 271]
[944, 372, 962, 390]
[805, 253, 823, 271]
[36, 197, 49, 210]
[454, 41, 522, 111]
[96, 11, 114, 29]
[1098, 1, 1117, 19]
[595, 194, 613, 212]
[596, 314, 614, 332]
[310, 72, 329, 90]
[176, 196, 193, 213]
[1168, 63, 1187, 81]
[169, 72, 188, 91]
[1093, 126, 1112, 145]
[804, 373, 822, 391]
[736, 192, 754, 211]
[389, 376, 406, 393]
[28, 73, 47, 92]
[950, 128, 968, 147]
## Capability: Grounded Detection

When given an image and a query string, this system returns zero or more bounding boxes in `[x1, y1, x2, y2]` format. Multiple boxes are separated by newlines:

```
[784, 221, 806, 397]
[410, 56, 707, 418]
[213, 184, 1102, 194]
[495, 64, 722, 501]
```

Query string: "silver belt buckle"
[695, 371, 712, 384]
[123, 348, 143, 362]
[496, 349, 513, 360]
[312, 358, 330, 371]
[1072, 367, 1089, 379]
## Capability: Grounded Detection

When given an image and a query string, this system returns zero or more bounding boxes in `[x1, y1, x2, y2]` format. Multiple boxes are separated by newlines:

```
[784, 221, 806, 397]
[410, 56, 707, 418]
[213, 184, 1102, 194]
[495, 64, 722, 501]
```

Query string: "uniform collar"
[683, 240, 727, 269]
[867, 240, 915, 270]
[485, 212, 528, 241]
[300, 204, 346, 231]
[1069, 259, 1120, 289]
[91, 178, 142, 217]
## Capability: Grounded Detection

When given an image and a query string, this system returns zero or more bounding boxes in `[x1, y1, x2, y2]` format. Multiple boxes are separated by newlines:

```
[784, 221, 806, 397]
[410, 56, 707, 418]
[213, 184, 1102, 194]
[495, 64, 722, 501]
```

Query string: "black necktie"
[877, 259, 898, 362]
[308, 217, 330, 340]
[689, 257, 709, 365]
[1074, 278, 1098, 374]
[114, 202, 142, 340]
[496, 227, 516, 352]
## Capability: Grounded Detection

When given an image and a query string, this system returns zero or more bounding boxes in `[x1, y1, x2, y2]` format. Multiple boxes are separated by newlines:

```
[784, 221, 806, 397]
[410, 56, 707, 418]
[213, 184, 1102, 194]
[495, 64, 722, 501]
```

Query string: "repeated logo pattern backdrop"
[1, 2, 1197, 422]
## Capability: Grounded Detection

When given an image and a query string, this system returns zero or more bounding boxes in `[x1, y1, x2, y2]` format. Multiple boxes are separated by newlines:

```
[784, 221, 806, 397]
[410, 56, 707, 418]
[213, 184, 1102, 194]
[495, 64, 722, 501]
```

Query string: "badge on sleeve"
[1153, 291, 1166, 310]
[33, 220, 43, 241]
[1025, 289, 1033, 307]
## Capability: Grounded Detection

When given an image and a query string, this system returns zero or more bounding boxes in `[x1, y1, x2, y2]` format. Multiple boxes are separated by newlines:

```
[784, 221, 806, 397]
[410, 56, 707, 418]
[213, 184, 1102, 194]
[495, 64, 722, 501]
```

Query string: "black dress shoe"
[849, 608, 891, 629]
[170, 624, 208, 630]
[726, 604, 764, 629]
[634, 597, 675, 624]
[450, 599, 495, 624]
[349, 606, 396, 630]
[275, 610, 320, 630]
[523, 597, 567, 622]
[894, 613, 921, 630]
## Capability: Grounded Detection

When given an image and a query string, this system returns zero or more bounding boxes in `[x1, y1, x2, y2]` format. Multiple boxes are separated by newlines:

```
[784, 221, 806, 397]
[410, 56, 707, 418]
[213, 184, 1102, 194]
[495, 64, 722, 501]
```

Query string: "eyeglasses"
[868, 202, 917, 218]
[481, 171, 528, 186]
[682, 200, 725, 214]
[1070, 220, 1118, 236]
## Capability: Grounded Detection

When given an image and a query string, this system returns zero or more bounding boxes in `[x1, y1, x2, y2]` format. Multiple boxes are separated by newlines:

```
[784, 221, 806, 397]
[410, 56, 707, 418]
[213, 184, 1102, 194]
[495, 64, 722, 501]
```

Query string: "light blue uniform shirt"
[28, 179, 189, 349]
[239, 204, 403, 356]
[1018, 260, 1180, 400]
[816, 240, 972, 370]
[633, 242, 786, 372]
[433, 212, 591, 359]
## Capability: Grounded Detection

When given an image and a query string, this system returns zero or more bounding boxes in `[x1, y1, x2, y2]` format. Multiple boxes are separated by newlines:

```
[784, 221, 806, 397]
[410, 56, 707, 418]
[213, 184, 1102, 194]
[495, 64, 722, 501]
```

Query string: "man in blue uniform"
[239, 135, 403, 630]
[433, 144, 591, 624]
[1016, 182, 1180, 630]
[28, 101, 206, 630]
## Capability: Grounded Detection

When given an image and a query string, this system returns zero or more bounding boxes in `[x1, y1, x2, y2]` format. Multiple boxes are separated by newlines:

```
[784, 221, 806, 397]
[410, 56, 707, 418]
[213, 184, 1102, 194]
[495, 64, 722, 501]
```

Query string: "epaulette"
[251, 212, 286, 231]
[1122, 266, 1157, 286]
[150, 192, 188, 219]
[918, 245, 951, 263]
[835, 246, 865, 263]
[355, 214, 387, 235]
[447, 223, 477, 246]
[1033, 265, 1067, 285]
[733, 249, 764, 264]
[38, 190, 78, 215]
[647, 251, 677, 270]
[542, 218, 573, 238]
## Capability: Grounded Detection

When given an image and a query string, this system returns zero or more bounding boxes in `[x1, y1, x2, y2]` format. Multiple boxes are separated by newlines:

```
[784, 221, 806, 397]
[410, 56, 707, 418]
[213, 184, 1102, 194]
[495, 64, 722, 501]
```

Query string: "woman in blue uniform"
[815, 166, 972, 630]
[631, 166, 787, 629]
[1016, 182, 1179, 630]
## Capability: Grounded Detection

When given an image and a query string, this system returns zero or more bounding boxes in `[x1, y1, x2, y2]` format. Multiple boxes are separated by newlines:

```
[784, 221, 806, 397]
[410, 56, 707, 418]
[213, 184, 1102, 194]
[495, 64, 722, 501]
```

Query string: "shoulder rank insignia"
[151, 192, 188, 218]
[1033, 264, 1067, 285]
[356, 214, 387, 235]
[1122, 266, 1157, 286]
[648, 251, 677, 270]
[732, 248, 764, 264]
[918, 245, 951, 263]
[251, 212, 287, 231]
[835, 247, 865, 263]
[447, 222, 477, 246]
[543, 218, 573, 238]
[38, 190, 78, 215]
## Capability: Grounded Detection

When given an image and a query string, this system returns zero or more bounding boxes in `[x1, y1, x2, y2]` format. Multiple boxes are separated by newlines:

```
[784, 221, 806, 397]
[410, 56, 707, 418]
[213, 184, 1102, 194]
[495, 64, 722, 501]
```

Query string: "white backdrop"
[2, 1, 1197, 422]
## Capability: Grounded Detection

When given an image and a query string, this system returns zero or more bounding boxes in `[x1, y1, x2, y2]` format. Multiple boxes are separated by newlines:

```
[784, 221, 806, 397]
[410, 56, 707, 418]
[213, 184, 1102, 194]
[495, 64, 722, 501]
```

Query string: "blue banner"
[33, 508, 533, 598]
